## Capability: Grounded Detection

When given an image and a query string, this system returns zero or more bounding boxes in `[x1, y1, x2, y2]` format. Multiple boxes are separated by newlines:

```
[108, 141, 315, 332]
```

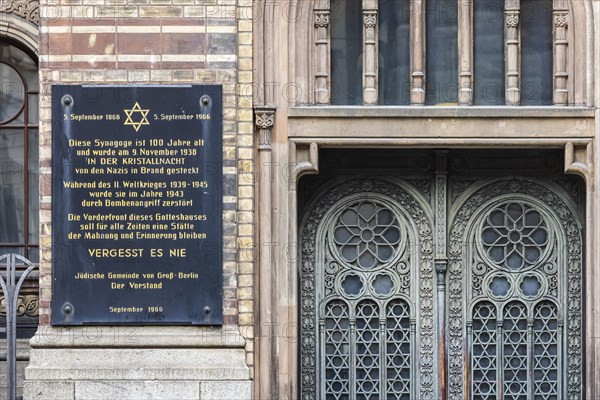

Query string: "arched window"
[0, 40, 39, 261]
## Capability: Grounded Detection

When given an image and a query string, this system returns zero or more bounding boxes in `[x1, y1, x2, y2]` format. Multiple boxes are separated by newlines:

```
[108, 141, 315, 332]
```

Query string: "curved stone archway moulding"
[0, 11, 39, 54]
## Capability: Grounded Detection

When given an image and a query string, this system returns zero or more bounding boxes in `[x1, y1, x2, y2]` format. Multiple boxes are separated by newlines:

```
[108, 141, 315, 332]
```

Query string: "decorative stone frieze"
[0, 0, 39, 25]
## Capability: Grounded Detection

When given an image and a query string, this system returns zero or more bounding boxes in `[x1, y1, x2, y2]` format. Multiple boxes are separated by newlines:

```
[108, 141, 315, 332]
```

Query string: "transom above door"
[298, 150, 584, 400]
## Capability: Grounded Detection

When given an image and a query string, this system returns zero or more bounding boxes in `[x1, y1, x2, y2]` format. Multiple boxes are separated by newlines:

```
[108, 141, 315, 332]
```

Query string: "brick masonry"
[37, 0, 255, 373]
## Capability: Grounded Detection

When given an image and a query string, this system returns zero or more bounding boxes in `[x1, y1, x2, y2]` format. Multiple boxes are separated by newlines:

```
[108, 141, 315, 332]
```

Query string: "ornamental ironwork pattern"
[501, 301, 528, 399]
[449, 178, 582, 400]
[533, 301, 560, 399]
[332, 201, 401, 270]
[481, 203, 549, 270]
[300, 179, 435, 400]
[471, 302, 498, 400]
[302, 177, 581, 399]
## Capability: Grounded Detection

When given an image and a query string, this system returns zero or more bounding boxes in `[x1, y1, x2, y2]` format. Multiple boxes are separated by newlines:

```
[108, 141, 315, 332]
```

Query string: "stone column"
[254, 106, 276, 400]
[553, 10, 569, 105]
[505, 4, 521, 105]
[362, 1, 378, 105]
[314, 9, 331, 104]
[410, 0, 426, 104]
[458, 0, 473, 105]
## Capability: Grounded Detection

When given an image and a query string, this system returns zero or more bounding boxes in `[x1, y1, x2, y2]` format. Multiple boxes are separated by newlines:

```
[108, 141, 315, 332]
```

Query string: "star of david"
[123, 102, 150, 132]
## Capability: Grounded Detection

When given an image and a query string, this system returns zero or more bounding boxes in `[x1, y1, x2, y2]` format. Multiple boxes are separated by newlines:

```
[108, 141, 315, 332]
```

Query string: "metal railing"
[0, 254, 37, 400]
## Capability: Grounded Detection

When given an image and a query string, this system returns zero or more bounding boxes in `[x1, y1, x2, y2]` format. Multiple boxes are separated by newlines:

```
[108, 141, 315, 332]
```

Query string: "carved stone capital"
[0, 0, 39, 25]
[314, 11, 329, 28]
[505, 11, 519, 28]
[554, 11, 568, 28]
[363, 12, 377, 29]
[254, 107, 276, 151]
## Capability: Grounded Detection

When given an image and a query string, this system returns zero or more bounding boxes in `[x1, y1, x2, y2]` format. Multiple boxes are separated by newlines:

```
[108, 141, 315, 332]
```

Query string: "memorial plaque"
[51, 85, 223, 325]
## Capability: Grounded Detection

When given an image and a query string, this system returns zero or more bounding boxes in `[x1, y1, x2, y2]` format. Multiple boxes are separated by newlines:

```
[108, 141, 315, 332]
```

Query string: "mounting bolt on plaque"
[203, 306, 211, 315]
[62, 95, 73, 107]
[201, 95, 211, 107]
[62, 303, 73, 314]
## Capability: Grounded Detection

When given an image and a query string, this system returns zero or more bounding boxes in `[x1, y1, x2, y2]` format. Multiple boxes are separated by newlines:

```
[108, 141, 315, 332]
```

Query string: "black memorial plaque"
[51, 85, 223, 325]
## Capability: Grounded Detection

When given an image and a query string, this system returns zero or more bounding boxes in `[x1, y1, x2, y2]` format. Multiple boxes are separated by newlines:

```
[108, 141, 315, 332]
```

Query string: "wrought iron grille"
[301, 178, 582, 400]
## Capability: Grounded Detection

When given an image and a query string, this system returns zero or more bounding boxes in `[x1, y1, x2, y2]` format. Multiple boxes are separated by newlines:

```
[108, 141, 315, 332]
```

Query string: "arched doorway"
[299, 149, 584, 400]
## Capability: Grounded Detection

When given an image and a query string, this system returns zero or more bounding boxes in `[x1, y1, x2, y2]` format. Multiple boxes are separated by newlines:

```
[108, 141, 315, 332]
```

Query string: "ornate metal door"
[299, 154, 583, 400]
[447, 178, 583, 400]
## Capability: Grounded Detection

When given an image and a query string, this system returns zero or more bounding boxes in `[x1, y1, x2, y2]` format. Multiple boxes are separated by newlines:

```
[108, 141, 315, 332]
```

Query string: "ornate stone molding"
[254, 107, 275, 151]
[0, 294, 39, 317]
[0, 0, 39, 25]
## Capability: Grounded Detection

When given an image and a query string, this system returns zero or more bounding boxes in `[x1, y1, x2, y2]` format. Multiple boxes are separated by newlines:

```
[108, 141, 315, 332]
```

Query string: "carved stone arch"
[299, 177, 437, 400]
[447, 177, 583, 400]
[0, 5, 39, 55]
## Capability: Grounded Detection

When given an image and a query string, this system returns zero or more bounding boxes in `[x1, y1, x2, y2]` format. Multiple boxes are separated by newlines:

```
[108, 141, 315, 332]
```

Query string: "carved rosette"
[254, 107, 275, 151]
[0, 0, 39, 25]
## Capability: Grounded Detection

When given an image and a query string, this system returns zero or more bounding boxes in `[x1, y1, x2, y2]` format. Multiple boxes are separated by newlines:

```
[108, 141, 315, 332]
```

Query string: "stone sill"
[29, 326, 246, 349]
[288, 106, 595, 119]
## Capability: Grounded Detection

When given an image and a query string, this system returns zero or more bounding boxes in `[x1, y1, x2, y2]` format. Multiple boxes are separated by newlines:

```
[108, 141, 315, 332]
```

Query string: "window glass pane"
[0, 129, 25, 243]
[378, 0, 410, 105]
[473, 0, 505, 105]
[425, 0, 458, 105]
[0, 62, 25, 123]
[27, 247, 39, 263]
[520, 0, 553, 105]
[330, 0, 363, 105]
[28, 129, 39, 244]
[0, 247, 24, 258]
[28, 93, 39, 125]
